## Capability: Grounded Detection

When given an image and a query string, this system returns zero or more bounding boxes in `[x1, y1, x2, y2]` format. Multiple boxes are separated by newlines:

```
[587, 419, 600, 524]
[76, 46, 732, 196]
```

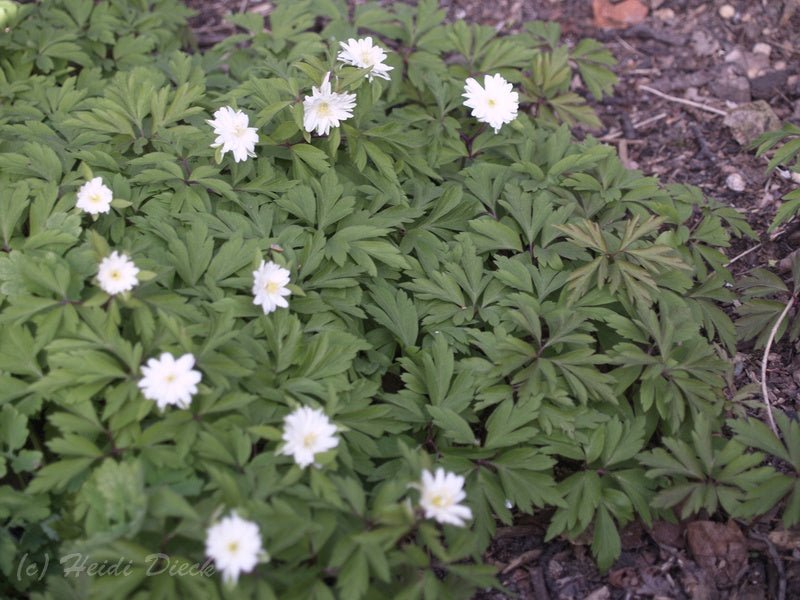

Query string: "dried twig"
[599, 112, 668, 141]
[751, 531, 786, 600]
[633, 112, 668, 129]
[501, 549, 542, 574]
[639, 85, 728, 117]
[725, 243, 762, 267]
[529, 566, 551, 600]
[761, 296, 796, 435]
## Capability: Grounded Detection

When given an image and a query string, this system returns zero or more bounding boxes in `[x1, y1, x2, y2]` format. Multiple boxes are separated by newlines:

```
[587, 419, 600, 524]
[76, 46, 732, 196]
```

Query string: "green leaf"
[365, 282, 419, 349]
[427, 406, 475, 445]
[592, 504, 621, 572]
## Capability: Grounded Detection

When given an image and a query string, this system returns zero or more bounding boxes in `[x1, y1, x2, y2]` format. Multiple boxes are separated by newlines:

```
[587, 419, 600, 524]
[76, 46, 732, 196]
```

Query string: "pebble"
[712, 64, 751, 103]
[752, 42, 772, 57]
[726, 173, 746, 192]
[724, 48, 743, 63]
[719, 4, 736, 19]
[751, 70, 789, 101]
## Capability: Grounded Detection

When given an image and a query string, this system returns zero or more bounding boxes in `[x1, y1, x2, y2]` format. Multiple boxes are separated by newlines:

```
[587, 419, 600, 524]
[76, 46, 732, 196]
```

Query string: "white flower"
[138, 352, 202, 410]
[76, 177, 113, 215]
[462, 74, 519, 133]
[252, 260, 291, 314]
[418, 468, 473, 527]
[97, 251, 139, 295]
[337, 37, 393, 81]
[207, 106, 258, 162]
[205, 512, 264, 585]
[303, 72, 357, 136]
[279, 406, 339, 468]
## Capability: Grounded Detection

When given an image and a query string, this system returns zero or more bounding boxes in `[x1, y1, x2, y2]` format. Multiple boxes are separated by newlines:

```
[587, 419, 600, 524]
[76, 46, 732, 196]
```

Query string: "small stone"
[745, 53, 771, 79]
[691, 30, 719, 57]
[726, 173, 746, 192]
[723, 100, 781, 145]
[750, 70, 789, 100]
[585, 587, 611, 600]
[711, 64, 751, 103]
[719, 4, 736, 19]
[725, 48, 744, 63]
[752, 42, 772, 57]
[655, 7, 675, 20]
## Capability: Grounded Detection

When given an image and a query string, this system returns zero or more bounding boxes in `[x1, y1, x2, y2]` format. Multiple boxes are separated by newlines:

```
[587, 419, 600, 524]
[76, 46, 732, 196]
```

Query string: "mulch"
[182, 1, 800, 597]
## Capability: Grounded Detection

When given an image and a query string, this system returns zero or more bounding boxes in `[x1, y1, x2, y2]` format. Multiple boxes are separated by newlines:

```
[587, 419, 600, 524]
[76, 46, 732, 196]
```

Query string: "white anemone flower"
[279, 406, 339, 468]
[138, 352, 202, 410]
[205, 512, 264, 585]
[418, 468, 473, 527]
[76, 177, 113, 215]
[207, 106, 259, 162]
[97, 251, 139, 295]
[337, 37, 393, 81]
[252, 260, 291, 314]
[462, 74, 519, 133]
[302, 72, 357, 136]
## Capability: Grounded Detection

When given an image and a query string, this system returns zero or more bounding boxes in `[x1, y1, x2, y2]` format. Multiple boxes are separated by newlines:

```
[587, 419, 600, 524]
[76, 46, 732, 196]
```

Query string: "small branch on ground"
[600, 112, 668, 142]
[529, 566, 551, 600]
[725, 243, 763, 267]
[639, 85, 728, 117]
[751, 531, 787, 600]
[501, 549, 542, 574]
[761, 295, 796, 436]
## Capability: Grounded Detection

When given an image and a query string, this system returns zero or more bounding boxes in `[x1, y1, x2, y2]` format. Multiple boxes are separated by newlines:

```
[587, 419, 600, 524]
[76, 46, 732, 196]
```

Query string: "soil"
[183, 1, 800, 598]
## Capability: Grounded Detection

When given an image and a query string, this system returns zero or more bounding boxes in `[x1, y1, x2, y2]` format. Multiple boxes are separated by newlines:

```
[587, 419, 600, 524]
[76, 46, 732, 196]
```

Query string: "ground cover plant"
[0, 0, 795, 598]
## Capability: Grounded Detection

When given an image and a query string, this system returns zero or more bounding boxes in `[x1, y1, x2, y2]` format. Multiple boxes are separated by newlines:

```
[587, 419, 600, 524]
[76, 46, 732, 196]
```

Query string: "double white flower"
[280, 406, 339, 468]
[207, 106, 259, 162]
[252, 260, 291, 314]
[462, 73, 519, 133]
[97, 251, 139, 295]
[337, 37, 393, 81]
[138, 352, 202, 410]
[418, 468, 473, 527]
[76, 177, 113, 215]
[303, 72, 357, 136]
[205, 512, 264, 585]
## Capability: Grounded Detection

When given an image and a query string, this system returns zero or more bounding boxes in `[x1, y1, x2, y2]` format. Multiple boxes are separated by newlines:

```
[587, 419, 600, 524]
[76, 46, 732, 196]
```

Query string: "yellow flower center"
[90, 193, 103, 204]
[487, 98, 496, 107]
[227, 541, 239, 555]
[302, 432, 318, 448]
[430, 493, 449, 508]
[165, 373, 176, 383]
[361, 52, 373, 65]
[110, 270, 121, 280]
[264, 281, 280, 294]
[316, 102, 332, 117]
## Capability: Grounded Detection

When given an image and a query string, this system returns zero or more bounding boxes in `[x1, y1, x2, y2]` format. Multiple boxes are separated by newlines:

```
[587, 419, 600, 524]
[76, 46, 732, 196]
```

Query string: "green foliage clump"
[735, 124, 800, 353]
[754, 123, 800, 232]
[0, 0, 777, 597]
